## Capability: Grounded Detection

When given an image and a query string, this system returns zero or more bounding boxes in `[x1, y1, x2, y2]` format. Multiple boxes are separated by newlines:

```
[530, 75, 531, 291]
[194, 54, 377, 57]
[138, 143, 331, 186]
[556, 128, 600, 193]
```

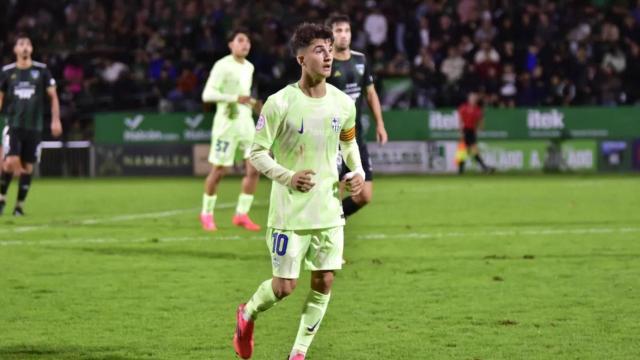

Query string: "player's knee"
[273, 279, 296, 299]
[4, 158, 20, 174]
[21, 163, 34, 175]
[311, 271, 334, 293]
[210, 166, 227, 182]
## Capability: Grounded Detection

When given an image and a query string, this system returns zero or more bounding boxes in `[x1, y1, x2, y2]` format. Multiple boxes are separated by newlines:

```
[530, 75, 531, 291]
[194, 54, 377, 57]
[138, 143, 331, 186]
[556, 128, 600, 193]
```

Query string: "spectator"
[364, 7, 388, 48]
[474, 41, 500, 79]
[441, 46, 466, 84]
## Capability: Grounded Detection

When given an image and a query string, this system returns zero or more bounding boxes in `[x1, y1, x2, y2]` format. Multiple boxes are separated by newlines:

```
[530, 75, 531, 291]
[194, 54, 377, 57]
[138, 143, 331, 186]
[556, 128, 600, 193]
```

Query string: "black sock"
[474, 154, 488, 170]
[0, 172, 13, 197]
[458, 161, 465, 174]
[342, 196, 362, 217]
[17, 174, 32, 205]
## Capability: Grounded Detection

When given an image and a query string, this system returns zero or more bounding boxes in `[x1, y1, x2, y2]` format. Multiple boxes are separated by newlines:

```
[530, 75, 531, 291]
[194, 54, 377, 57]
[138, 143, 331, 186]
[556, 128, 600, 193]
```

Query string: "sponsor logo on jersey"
[331, 117, 340, 133]
[13, 82, 36, 100]
[355, 63, 365, 75]
[256, 114, 266, 131]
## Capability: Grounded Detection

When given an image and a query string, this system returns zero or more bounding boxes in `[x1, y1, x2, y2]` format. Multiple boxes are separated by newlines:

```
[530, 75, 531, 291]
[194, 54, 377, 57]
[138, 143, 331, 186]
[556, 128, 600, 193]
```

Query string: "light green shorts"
[208, 135, 252, 167]
[266, 226, 344, 279]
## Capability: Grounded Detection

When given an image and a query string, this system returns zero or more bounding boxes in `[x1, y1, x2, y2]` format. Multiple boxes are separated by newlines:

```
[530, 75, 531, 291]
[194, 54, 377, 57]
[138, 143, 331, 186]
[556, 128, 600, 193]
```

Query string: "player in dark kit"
[0, 34, 62, 216]
[325, 14, 388, 218]
[457, 92, 493, 174]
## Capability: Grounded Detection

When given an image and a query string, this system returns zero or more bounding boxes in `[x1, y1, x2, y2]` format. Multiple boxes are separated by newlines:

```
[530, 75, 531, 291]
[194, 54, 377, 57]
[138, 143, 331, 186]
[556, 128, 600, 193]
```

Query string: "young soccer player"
[0, 33, 62, 216]
[232, 23, 365, 360]
[326, 14, 388, 218]
[200, 28, 262, 232]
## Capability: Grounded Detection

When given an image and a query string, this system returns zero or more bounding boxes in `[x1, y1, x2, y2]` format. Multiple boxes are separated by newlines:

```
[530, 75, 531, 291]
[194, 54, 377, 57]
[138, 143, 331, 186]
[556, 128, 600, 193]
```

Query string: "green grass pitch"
[1, 175, 639, 359]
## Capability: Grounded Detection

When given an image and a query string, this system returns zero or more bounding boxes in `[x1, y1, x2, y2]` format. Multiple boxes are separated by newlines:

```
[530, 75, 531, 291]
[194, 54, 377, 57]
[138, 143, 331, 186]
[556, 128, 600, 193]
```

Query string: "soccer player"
[457, 92, 494, 174]
[325, 14, 388, 218]
[0, 34, 61, 216]
[232, 23, 365, 360]
[200, 28, 262, 232]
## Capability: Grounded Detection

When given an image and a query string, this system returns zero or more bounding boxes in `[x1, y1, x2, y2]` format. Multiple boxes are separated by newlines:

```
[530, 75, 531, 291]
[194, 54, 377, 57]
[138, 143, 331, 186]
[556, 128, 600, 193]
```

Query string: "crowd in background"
[1, 0, 640, 138]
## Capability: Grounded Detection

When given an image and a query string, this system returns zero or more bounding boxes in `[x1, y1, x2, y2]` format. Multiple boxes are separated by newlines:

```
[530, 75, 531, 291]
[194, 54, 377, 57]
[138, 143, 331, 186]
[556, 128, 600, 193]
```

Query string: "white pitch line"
[0, 234, 264, 246]
[1, 202, 239, 234]
[354, 227, 640, 240]
[0, 226, 637, 247]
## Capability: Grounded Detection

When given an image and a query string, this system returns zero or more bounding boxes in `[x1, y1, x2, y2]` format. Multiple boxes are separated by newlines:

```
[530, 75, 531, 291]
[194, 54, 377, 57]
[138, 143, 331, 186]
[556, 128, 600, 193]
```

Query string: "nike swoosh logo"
[298, 118, 304, 134]
[306, 320, 321, 332]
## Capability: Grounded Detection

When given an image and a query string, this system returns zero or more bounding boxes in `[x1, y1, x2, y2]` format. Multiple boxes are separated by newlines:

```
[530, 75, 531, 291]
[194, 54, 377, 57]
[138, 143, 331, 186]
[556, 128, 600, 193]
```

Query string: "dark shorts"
[2, 126, 42, 163]
[339, 138, 373, 181]
[463, 128, 477, 146]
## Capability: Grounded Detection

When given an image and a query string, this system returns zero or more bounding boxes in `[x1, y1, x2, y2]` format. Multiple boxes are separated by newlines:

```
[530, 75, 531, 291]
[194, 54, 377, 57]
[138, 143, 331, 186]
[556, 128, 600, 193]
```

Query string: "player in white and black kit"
[325, 14, 388, 217]
[0, 34, 62, 216]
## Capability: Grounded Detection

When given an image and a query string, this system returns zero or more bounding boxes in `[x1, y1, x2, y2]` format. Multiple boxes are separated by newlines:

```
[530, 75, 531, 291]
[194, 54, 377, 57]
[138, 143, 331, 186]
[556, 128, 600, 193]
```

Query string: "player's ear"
[296, 54, 304, 67]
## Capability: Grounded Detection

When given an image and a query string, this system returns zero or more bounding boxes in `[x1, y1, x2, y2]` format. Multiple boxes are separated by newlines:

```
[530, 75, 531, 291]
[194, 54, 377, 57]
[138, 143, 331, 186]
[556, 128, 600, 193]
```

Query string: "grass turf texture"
[0, 175, 639, 360]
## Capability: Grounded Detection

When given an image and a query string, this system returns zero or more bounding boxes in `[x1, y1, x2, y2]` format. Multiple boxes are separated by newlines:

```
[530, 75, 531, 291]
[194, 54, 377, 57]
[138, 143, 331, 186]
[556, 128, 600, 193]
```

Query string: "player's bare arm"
[366, 84, 387, 145]
[47, 86, 62, 137]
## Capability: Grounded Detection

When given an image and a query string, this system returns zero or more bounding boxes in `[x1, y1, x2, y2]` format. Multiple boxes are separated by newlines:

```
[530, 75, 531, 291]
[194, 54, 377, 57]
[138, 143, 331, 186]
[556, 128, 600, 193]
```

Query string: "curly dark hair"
[289, 22, 333, 56]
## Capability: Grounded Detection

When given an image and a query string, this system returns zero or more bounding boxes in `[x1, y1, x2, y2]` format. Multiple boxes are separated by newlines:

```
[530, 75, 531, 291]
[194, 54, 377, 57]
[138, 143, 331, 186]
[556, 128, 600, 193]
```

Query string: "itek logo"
[429, 111, 460, 130]
[124, 115, 144, 130]
[184, 114, 204, 129]
[527, 110, 565, 129]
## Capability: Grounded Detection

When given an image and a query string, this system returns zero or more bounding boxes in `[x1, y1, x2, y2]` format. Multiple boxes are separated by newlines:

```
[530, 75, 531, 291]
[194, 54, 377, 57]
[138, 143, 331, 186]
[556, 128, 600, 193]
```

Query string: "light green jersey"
[202, 55, 255, 138]
[254, 82, 356, 230]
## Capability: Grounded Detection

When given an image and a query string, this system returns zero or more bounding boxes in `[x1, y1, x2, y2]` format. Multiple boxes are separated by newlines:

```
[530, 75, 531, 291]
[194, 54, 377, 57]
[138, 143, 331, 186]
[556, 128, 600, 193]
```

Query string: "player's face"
[332, 22, 351, 51]
[14, 38, 33, 60]
[229, 33, 251, 58]
[299, 39, 333, 79]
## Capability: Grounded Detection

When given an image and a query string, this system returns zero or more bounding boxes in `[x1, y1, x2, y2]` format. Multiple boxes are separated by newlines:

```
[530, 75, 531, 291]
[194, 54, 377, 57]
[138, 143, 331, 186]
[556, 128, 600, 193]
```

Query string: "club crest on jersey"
[256, 114, 266, 131]
[331, 117, 340, 133]
[355, 64, 365, 75]
[30, 70, 40, 79]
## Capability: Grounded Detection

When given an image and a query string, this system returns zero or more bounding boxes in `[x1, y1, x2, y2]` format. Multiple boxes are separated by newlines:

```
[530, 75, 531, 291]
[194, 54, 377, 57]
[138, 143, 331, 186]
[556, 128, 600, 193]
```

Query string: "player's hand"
[291, 169, 316, 192]
[343, 172, 364, 196]
[51, 119, 62, 138]
[376, 125, 388, 145]
[238, 96, 252, 105]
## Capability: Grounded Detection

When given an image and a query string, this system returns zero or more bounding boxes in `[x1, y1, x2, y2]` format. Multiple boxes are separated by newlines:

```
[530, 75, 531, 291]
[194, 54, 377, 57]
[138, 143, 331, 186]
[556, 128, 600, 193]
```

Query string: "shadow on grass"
[74, 246, 265, 261]
[0, 345, 153, 360]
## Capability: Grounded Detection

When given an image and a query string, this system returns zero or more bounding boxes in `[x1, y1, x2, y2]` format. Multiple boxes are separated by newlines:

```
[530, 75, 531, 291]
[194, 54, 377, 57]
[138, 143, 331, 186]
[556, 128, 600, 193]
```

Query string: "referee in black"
[0, 34, 62, 216]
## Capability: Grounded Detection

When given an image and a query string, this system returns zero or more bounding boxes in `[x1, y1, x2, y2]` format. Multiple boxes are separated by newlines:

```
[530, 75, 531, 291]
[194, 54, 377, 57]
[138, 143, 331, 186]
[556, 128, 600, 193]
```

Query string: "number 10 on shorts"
[271, 232, 289, 256]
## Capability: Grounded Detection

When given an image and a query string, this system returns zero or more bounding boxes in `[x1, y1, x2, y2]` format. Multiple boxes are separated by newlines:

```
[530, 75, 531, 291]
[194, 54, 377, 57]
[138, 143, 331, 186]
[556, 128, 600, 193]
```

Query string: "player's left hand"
[343, 172, 364, 196]
[51, 119, 62, 138]
[376, 125, 388, 145]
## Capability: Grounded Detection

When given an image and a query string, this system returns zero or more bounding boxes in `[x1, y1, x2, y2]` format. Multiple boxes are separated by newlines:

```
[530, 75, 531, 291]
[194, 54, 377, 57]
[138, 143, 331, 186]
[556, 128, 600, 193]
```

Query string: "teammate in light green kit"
[200, 29, 262, 232]
[232, 23, 365, 360]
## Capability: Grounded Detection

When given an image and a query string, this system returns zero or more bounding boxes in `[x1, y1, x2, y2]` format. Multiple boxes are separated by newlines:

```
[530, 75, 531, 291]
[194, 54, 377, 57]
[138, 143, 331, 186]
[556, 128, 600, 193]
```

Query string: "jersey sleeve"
[363, 56, 374, 87]
[253, 96, 283, 149]
[340, 99, 357, 140]
[43, 68, 56, 88]
[201, 61, 238, 103]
